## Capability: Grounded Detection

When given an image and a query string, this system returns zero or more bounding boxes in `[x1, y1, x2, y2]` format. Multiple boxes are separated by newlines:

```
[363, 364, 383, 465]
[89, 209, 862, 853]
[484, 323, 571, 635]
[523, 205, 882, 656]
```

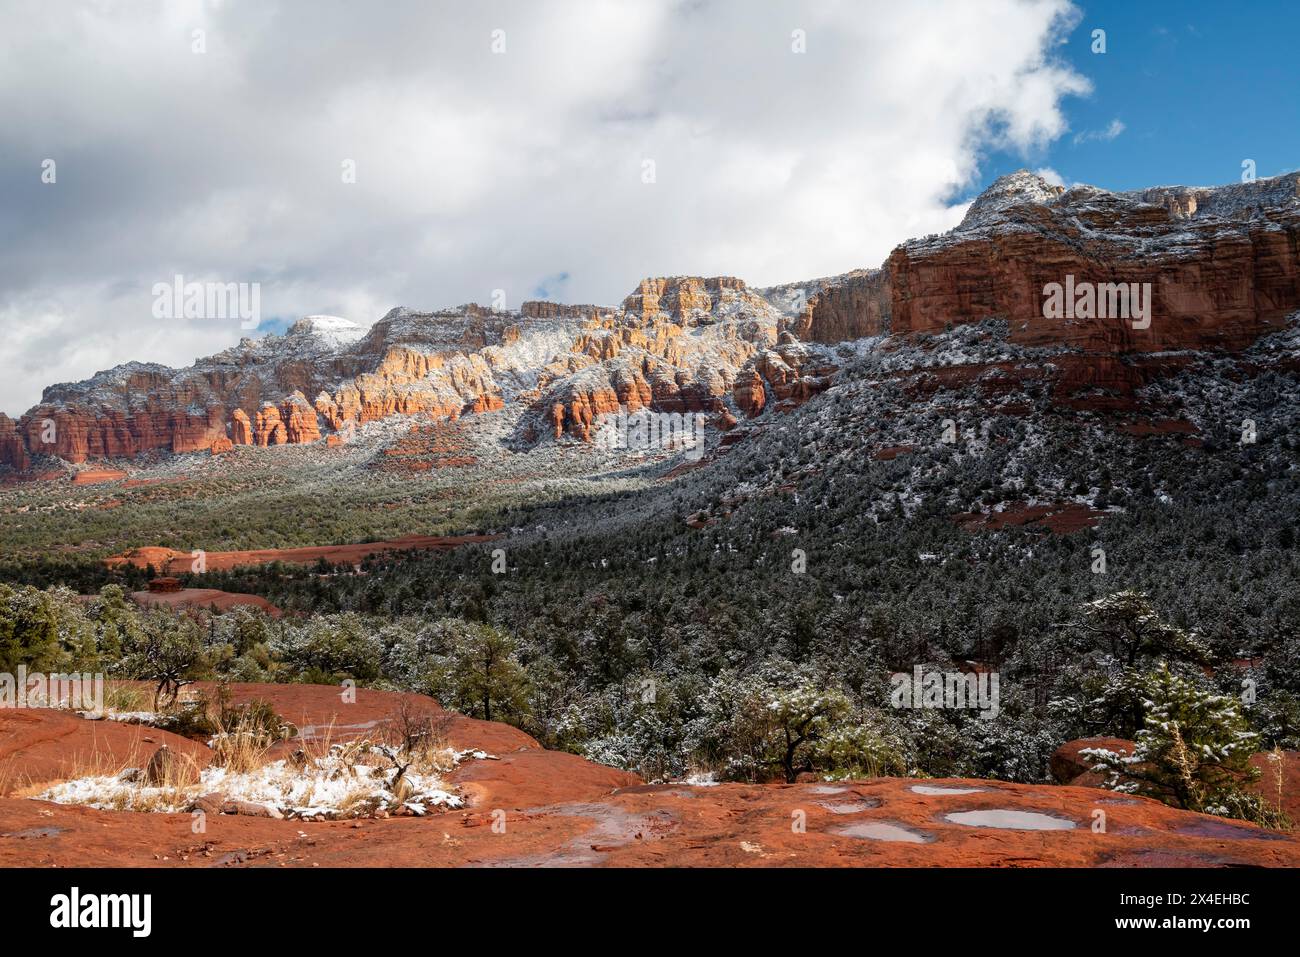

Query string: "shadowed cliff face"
[3, 172, 1298, 471]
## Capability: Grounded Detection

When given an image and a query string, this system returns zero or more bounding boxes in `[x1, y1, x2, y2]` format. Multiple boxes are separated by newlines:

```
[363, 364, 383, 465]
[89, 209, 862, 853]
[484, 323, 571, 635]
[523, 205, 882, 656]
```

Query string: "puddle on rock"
[817, 798, 882, 814]
[945, 809, 1075, 831]
[835, 821, 931, 843]
[808, 785, 849, 795]
[1, 826, 65, 839]
[478, 804, 678, 867]
[911, 785, 987, 796]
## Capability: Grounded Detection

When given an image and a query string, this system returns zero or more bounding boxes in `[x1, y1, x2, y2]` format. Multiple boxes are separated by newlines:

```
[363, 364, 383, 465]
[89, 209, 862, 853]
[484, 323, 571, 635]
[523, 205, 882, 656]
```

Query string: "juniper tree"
[1083, 665, 1287, 828]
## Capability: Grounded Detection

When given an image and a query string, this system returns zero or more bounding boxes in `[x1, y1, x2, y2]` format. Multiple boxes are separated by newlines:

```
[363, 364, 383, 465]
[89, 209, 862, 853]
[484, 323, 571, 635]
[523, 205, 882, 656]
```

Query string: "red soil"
[2, 685, 1297, 868]
[1116, 418, 1199, 438]
[872, 445, 914, 461]
[102, 534, 496, 574]
[72, 469, 127, 485]
[0, 470, 62, 487]
[129, 588, 282, 618]
[953, 501, 1105, 534]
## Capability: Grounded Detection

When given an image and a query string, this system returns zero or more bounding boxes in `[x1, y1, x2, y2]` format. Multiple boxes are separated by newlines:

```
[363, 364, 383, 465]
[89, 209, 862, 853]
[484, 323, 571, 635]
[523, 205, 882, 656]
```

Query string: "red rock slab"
[129, 589, 282, 618]
[71, 469, 127, 485]
[453, 748, 639, 813]
[3, 687, 1298, 868]
[0, 470, 62, 487]
[1116, 418, 1199, 437]
[873, 444, 915, 461]
[102, 534, 498, 574]
[0, 708, 211, 797]
[3, 772, 1298, 869]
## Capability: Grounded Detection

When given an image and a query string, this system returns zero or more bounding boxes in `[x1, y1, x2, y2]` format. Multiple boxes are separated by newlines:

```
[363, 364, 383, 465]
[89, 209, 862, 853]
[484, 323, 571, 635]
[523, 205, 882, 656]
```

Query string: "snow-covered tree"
[1084, 665, 1287, 828]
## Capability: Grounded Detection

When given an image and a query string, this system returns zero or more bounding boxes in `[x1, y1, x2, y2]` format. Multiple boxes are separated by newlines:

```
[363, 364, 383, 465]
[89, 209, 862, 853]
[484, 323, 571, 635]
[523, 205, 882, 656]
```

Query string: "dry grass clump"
[101, 683, 153, 714]
[23, 699, 470, 820]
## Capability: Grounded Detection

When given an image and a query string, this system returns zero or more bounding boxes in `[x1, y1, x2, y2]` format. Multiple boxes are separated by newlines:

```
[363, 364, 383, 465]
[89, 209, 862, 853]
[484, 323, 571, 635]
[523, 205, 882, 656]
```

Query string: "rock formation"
[887, 170, 1300, 353]
[771, 269, 891, 343]
[254, 404, 287, 446]
[230, 409, 254, 445]
[3, 172, 1298, 472]
[0, 414, 29, 471]
[280, 392, 321, 444]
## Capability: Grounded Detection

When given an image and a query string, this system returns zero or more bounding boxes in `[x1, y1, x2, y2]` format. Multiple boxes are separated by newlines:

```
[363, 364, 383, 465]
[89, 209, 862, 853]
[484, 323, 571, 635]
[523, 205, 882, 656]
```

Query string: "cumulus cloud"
[0, 0, 1089, 414]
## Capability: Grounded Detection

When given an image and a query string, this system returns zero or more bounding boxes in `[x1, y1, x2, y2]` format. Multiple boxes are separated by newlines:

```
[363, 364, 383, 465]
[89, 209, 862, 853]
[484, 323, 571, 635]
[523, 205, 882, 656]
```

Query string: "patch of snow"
[32, 743, 490, 820]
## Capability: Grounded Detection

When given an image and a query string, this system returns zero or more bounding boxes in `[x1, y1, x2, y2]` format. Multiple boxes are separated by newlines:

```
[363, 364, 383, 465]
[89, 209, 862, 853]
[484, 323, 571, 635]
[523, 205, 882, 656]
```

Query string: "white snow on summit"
[289, 315, 366, 347]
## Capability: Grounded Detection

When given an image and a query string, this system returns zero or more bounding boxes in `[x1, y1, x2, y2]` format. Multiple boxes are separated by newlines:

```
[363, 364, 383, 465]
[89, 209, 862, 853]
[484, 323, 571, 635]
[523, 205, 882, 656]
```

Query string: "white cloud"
[1073, 118, 1126, 145]
[1035, 167, 1068, 187]
[0, 0, 1089, 415]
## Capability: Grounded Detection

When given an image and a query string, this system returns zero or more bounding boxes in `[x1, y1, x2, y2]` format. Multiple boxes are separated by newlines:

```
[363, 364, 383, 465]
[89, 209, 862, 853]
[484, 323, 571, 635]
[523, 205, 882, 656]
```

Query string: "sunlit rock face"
[4, 172, 1297, 471]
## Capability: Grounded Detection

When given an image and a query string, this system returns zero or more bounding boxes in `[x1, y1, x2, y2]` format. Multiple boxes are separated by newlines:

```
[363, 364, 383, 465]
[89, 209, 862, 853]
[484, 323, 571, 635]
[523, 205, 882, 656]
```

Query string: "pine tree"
[1084, 665, 1288, 828]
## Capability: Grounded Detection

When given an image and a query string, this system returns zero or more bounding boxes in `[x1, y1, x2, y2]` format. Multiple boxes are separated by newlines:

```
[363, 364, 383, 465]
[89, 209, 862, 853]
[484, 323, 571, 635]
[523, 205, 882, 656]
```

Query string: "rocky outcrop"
[12, 404, 228, 464]
[512, 278, 780, 441]
[549, 384, 621, 441]
[773, 270, 891, 343]
[280, 392, 321, 444]
[622, 276, 753, 322]
[0, 414, 29, 471]
[733, 368, 767, 417]
[734, 334, 835, 417]
[887, 170, 1300, 353]
[254, 404, 287, 446]
[230, 409, 254, 445]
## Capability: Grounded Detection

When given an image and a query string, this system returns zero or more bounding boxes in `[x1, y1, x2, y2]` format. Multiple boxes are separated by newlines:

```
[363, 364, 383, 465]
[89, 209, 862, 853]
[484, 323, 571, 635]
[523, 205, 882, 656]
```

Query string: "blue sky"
[976, 0, 1300, 194]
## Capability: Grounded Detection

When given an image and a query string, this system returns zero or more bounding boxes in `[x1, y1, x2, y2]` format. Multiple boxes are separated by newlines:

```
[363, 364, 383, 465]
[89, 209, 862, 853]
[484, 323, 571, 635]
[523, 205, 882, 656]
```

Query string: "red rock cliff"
[887, 171, 1300, 353]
